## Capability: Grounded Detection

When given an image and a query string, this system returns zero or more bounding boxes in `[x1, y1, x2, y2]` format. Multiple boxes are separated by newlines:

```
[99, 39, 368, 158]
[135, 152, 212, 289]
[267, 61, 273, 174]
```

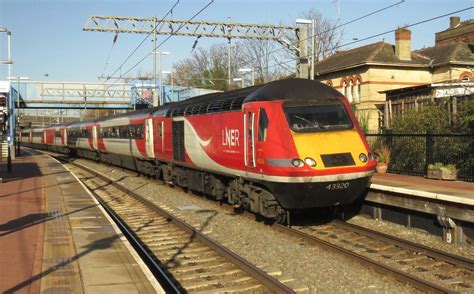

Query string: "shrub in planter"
[427, 163, 457, 180]
[376, 144, 391, 174]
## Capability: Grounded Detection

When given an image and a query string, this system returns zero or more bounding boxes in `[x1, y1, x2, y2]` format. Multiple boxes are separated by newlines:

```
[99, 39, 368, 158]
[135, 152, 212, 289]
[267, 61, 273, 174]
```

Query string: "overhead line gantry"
[83, 15, 310, 84]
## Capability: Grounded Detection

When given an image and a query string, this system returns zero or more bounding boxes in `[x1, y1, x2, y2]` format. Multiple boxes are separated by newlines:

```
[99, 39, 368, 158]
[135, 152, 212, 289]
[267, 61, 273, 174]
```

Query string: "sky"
[0, 0, 472, 83]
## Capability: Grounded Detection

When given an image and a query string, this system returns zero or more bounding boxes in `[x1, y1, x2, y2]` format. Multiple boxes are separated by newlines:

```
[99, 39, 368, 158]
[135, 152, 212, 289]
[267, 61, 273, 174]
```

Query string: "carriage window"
[258, 108, 269, 142]
[157, 123, 162, 137]
[285, 103, 353, 132]
[100, 125, 144, 139]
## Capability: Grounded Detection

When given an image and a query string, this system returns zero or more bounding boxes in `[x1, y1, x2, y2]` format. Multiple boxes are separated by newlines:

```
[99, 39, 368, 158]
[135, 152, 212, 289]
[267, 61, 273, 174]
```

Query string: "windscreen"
[285, 103, 353, 132]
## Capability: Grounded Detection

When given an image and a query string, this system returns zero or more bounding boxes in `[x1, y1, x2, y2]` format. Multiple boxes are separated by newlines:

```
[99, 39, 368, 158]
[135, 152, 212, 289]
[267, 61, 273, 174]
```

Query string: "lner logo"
[222, 127, 240, 147]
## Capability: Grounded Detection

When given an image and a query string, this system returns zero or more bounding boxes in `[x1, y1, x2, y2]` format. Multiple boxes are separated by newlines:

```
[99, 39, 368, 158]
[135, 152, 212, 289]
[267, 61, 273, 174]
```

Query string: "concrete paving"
[0, 149, 163, 293]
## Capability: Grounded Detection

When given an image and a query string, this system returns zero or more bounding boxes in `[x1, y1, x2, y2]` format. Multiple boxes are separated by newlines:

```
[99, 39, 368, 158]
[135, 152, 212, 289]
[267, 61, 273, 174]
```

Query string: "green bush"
[385, 97, 474, 179]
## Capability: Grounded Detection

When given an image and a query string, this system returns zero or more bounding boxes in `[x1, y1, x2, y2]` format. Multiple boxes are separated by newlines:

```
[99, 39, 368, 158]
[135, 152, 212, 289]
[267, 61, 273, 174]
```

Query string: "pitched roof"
[313, 40, 473, 75]
[416, 42, 474, 65]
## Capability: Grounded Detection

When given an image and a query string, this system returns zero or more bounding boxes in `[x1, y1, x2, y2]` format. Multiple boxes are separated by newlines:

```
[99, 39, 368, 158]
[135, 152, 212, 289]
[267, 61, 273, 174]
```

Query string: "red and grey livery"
[21, 79, 376, 221]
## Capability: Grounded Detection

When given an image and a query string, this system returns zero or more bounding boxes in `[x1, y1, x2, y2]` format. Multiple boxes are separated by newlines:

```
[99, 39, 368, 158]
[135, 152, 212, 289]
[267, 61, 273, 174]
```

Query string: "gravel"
[347, 215, 474, 260]
[74, 159, 444, 293]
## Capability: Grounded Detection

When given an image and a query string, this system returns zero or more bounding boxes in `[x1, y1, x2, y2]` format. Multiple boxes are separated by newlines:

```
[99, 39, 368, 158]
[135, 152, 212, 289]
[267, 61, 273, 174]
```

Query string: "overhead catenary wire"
[115, 0, 215, 83]
[235, 0, 406, 70]
[100, 32, 119, 79]
[97, 4, 472, 95]
[101, 0, 401, 90]
[101, 0, 181, 84]
[257, 6, 474, 75]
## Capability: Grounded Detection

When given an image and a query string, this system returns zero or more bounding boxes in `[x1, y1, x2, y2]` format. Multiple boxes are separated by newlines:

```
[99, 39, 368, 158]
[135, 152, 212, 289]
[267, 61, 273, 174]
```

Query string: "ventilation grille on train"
[166, 96, 245, 117]
[321, 153, 355, 167]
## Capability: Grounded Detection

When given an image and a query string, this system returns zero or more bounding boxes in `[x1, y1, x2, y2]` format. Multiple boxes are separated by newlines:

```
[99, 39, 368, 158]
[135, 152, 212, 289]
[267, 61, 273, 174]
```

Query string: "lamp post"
[238, 68, 255, 86]
[233, 78, 243, 88]
[296, 18, 315, 80]
[151, 51, 170, 107]
[1, 28, 14, 172]
[8, 76, 29, 157]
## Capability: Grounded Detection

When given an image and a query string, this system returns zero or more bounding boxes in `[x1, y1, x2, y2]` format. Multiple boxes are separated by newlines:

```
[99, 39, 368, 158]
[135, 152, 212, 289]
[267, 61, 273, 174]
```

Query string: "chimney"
[450, 16, 460, 29]
[395, 28, 411, 61]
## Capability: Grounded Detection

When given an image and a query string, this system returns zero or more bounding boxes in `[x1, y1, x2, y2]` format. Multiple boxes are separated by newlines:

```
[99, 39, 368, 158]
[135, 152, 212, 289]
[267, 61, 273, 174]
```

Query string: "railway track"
[49, 152, 473, 293]
[277, 221, 474, 293]
[60, 158, 295, 293]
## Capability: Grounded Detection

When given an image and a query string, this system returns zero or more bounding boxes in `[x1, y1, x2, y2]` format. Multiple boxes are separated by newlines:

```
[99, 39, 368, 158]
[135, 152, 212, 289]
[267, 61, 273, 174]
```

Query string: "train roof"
[153, 79, 343, 117]
[245, 78, 343, 103]
[27, 79, 344, 129]
[99, 107, 157, 121]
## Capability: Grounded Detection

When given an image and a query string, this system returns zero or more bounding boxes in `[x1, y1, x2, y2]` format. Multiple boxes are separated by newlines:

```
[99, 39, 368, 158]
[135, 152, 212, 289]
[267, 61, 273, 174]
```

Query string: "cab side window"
[258, 108, 269, 142]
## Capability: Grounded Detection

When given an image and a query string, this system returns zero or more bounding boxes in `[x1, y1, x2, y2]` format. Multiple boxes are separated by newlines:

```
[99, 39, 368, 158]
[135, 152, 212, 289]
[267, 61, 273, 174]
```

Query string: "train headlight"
[359, 153, 368, 163]
[291, 158, 305, 167]
[304, 157, 317, 167]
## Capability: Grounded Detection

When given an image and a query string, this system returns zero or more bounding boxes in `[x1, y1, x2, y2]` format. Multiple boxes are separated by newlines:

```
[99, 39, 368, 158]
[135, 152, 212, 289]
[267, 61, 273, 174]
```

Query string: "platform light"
[295, 18, 315, 80]
[238, 68, 255, 86]
[295, 19, 312, 25]
[233, 78, 244, 88]
[150, 51, 171, 106]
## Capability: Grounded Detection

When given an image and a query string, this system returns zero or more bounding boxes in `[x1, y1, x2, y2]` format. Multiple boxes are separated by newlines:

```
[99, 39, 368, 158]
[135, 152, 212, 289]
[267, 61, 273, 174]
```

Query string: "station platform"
[371, 172, 474, 206]
[0, 150, 163, 293]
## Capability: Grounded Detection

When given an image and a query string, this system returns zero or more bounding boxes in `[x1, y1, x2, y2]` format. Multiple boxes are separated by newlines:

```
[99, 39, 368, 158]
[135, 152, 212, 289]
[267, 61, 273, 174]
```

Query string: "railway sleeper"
[165, 256, 224, 268]
[181, 274, 255, 292]
[192, 283, 263, 294]
[177, 268, 243, 282]
[171, 262, 235, 275]
[84, 150, 286, 222]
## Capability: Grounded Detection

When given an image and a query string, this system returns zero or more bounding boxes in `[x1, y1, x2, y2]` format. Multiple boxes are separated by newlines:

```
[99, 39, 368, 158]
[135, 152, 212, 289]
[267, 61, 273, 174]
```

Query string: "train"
[20, 79, 376, 222]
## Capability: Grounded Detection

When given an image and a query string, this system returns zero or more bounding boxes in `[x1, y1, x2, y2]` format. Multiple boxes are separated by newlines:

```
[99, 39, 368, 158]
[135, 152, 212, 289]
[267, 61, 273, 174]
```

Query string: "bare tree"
[172, 42, 247, 91]
[239, 39, 286, 83]
[301, 9, 344, 61]
[170, 9, 342, 87]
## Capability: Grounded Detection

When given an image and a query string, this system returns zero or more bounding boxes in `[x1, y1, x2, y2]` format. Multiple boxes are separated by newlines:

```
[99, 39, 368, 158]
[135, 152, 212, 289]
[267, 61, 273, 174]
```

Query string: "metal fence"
[365, 130, 474, 182]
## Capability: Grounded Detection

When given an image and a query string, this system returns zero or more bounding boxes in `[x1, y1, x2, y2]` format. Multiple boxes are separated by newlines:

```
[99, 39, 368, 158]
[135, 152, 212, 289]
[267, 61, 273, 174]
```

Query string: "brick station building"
[312, 16, 474, 131]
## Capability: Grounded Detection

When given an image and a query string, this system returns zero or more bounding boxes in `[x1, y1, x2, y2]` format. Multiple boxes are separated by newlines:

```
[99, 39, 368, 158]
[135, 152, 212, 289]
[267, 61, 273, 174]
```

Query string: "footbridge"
[1, 80, 219, 109]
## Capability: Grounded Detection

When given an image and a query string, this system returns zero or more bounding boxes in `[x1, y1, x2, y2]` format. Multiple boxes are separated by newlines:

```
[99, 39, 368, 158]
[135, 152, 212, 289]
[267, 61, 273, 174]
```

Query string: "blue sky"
[0, 0, 472, 83]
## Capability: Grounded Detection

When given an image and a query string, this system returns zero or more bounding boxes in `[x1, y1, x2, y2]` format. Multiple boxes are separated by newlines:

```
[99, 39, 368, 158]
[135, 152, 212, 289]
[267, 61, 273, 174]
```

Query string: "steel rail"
[272, 224, 454, 294]
[65, 158, 295, 294]
[331, 220, 474, 271]
[52, 155, 182, 293]
[43, 151, 466, 293]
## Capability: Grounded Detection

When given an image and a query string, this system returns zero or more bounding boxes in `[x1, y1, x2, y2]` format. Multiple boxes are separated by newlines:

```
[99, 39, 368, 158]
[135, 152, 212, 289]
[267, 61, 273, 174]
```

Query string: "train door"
[145, 118, 154, 158]
[92, 126, 98, 149]
[153, 120, 164, 156]
[62, 129, 67, 145]
[244, 109, 256, 168]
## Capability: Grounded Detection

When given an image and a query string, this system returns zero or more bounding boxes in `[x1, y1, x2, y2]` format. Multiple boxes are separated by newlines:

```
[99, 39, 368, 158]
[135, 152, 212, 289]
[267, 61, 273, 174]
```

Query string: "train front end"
[250, 80, 376, 211]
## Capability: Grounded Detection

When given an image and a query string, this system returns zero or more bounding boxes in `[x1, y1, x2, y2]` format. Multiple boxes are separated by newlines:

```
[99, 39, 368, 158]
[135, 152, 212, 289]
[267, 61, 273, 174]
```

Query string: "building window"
[326, 80, 333, 87]
[348, 80, 353, 103]
[342, 81, 347, 97]
[356, 79, 361, 102]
